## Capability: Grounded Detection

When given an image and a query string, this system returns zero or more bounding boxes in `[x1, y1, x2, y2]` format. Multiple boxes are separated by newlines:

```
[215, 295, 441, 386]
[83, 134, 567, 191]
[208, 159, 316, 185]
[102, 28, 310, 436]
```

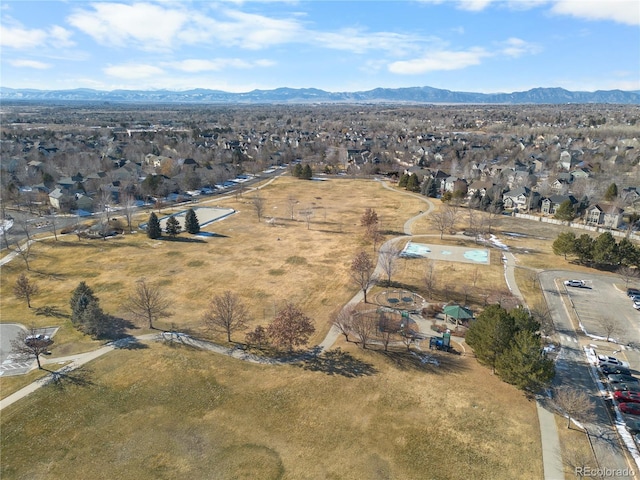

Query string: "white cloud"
[499, 37, 541, 58]
[168, 58, 274, 72]
[313, 28, 425, 55]
[67, 2, 189, 50]
[0, 20, 75, 50]
[388, 48, 489, 74]
[103, 63, 165, 80]
[0, 24, 48, 49]
[9, 59, 52, 69]
[550, 0, 640, 26]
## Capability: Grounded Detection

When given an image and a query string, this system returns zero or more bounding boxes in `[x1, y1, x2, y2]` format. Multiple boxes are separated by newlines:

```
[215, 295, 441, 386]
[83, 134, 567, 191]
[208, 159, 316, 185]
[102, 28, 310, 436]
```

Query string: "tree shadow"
[95, 316, 138, 341]
[44, 365, 94, 390]
[294, 347, 377, 377]
[160, 236, 207, 243]
[375, 348, 466, 374]
[111, 335, 149, 350]
[34, 305, 69, 319]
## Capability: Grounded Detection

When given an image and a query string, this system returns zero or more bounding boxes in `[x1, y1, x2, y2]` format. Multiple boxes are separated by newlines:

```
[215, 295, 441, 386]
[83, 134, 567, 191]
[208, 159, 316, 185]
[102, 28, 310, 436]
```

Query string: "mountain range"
[1, 86, 639, 105]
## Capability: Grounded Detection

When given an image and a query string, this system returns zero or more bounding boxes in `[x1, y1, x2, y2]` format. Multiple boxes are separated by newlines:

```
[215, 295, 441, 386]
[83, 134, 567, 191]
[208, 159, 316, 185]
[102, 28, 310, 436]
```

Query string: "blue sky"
[1, 1, 639, 93]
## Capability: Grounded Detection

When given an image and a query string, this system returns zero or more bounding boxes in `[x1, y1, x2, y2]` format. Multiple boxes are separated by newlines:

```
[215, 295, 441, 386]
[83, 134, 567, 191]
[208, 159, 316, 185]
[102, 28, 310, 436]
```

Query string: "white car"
[564, 279, 585, 287]
[598, 354, 630, 369]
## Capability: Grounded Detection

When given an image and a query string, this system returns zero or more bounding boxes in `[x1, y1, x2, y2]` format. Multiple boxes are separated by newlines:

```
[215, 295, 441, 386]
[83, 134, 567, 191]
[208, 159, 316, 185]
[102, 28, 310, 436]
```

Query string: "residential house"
[586, 204, 624, 229]
[502, 187, 540, 211]
[467, 180, 494, 198]
[49, 188, 65, 210]
[541, 194, 577, 215]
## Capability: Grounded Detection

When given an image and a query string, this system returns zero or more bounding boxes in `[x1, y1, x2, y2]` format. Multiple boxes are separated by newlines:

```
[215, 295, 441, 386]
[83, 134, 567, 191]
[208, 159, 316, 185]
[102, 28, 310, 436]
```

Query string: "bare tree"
[350, 250, 376, 303]
[379, 242, 401, 286]
[11, 325, 53, 369]
[125, 278, 172, 329]
[376, 311, 396, 351]
[286, 195, 298, 220]
[471, 267, 481, 287]
[351, 312, 377, 349]
[530, 301, 555, 336]
[360, 207, 379, 230]
[202, 290, 249, 342]
[252, 193, 265, 222]
[299, 206, 314, 230]
[245, 325, 269, 348]
[14, 273, 39, 308]
[429, 204, 459, 239]
[121, 193, 137, 233]
[47, 212, 59, 241]
[12, 222, 34, 271]
[97, 188, 112, 239]
[619, 266, 639, 289]
[553, 386, 595, 430]
[331, 307, 354, 343]
[267, 302, 315, 352]
[423, 259, 437, 300]
[601, 317, 619, 343]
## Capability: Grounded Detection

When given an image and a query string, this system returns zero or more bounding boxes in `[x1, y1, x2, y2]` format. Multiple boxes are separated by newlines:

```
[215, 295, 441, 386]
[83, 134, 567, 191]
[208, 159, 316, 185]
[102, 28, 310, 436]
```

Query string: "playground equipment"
[429, 331, 452, 352]
[374, 289, 425, 313]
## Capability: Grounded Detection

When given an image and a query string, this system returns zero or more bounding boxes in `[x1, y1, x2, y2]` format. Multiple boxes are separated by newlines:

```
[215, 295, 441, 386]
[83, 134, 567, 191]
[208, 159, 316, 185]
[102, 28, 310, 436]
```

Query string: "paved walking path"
[0, 179, 566, 480]
[502, 252, 564, 480]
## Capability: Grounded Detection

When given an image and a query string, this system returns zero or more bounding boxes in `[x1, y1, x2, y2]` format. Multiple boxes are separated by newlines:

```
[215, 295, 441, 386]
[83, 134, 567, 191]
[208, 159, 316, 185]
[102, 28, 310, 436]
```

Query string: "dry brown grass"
[0, 340, 542, 480]
[0, 177, 424, 351]
[555, 414, 597, 477]
[1, 178, 548, 479]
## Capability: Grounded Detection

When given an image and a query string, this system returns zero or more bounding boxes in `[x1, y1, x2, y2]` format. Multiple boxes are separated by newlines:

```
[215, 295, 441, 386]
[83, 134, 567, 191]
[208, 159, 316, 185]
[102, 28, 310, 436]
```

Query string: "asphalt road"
[540, 270, 637, 476]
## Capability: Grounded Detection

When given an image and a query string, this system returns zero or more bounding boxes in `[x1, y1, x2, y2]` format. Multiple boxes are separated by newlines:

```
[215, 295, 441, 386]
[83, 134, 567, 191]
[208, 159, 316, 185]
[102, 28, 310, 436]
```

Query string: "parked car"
[600, 365, 631, 376]
[634, 302, 640, 310]
[608, 374, 639, 385]
[598, 355, 630, 369]
[627, 288, 640, 297]
[620, 403, 640, 415]
[615, 391, 640, 404]
[624, 415, 640, 432]
[611, 383, 640, 392]
[630, 295, 640, 302]
[24, 334, 52, 348]
[564, 279, 585, 287]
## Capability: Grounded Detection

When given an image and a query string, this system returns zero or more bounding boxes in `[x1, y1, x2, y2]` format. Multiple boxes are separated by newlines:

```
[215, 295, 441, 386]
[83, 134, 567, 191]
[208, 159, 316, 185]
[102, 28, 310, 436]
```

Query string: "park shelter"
[442, 305, 474, 326]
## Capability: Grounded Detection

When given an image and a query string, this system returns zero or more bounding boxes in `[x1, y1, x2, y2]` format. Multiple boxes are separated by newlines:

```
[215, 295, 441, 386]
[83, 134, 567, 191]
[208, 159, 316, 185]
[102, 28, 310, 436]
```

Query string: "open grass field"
[1, 177, 550, 479]
[1, 340, 542, 480]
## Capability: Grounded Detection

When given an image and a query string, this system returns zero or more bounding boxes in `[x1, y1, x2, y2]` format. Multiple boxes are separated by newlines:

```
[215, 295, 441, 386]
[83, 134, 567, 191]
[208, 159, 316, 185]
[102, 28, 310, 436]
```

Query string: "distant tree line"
[292, 163, 313, 180]
[553, 231, 640, 268]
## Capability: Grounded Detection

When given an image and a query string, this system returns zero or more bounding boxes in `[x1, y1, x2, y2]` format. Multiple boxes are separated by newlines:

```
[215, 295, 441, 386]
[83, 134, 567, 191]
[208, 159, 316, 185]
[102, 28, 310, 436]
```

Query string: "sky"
[1, 0, 639, 94]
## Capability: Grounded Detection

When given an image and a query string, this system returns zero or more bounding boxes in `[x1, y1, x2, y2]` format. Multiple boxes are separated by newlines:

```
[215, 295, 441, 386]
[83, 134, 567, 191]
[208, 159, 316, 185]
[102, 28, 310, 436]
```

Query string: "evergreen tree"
[147, 212, 161, 239]
[604, 182, 618, 201]
[302, 164, 313, 180]
[554, 199, 575, 221]
[184, 208, 200, 234]
[81, 300, 111, 339]
[618, 238, 640, 267]
[574, 234, 595, 265]
[292, 163, 303, 178]
[552, 231, 576, 260]
[398, 174, 409, 188]
[165, 216, 181, 237]
[421, 177, 439, 198]
[592, 232, 619, 266]
[70, 281, 98, 325]
[479, 193, 492, 211]
[466, 304, 516, 373]
[406, 174, 420, 192]
[495, 329, 555, 391]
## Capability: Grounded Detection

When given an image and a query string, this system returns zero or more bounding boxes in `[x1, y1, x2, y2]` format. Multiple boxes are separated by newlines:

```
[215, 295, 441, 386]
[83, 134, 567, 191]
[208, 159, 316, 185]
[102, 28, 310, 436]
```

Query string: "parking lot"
[564, 277, 640, 348]
[0, 324, 58, 376]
